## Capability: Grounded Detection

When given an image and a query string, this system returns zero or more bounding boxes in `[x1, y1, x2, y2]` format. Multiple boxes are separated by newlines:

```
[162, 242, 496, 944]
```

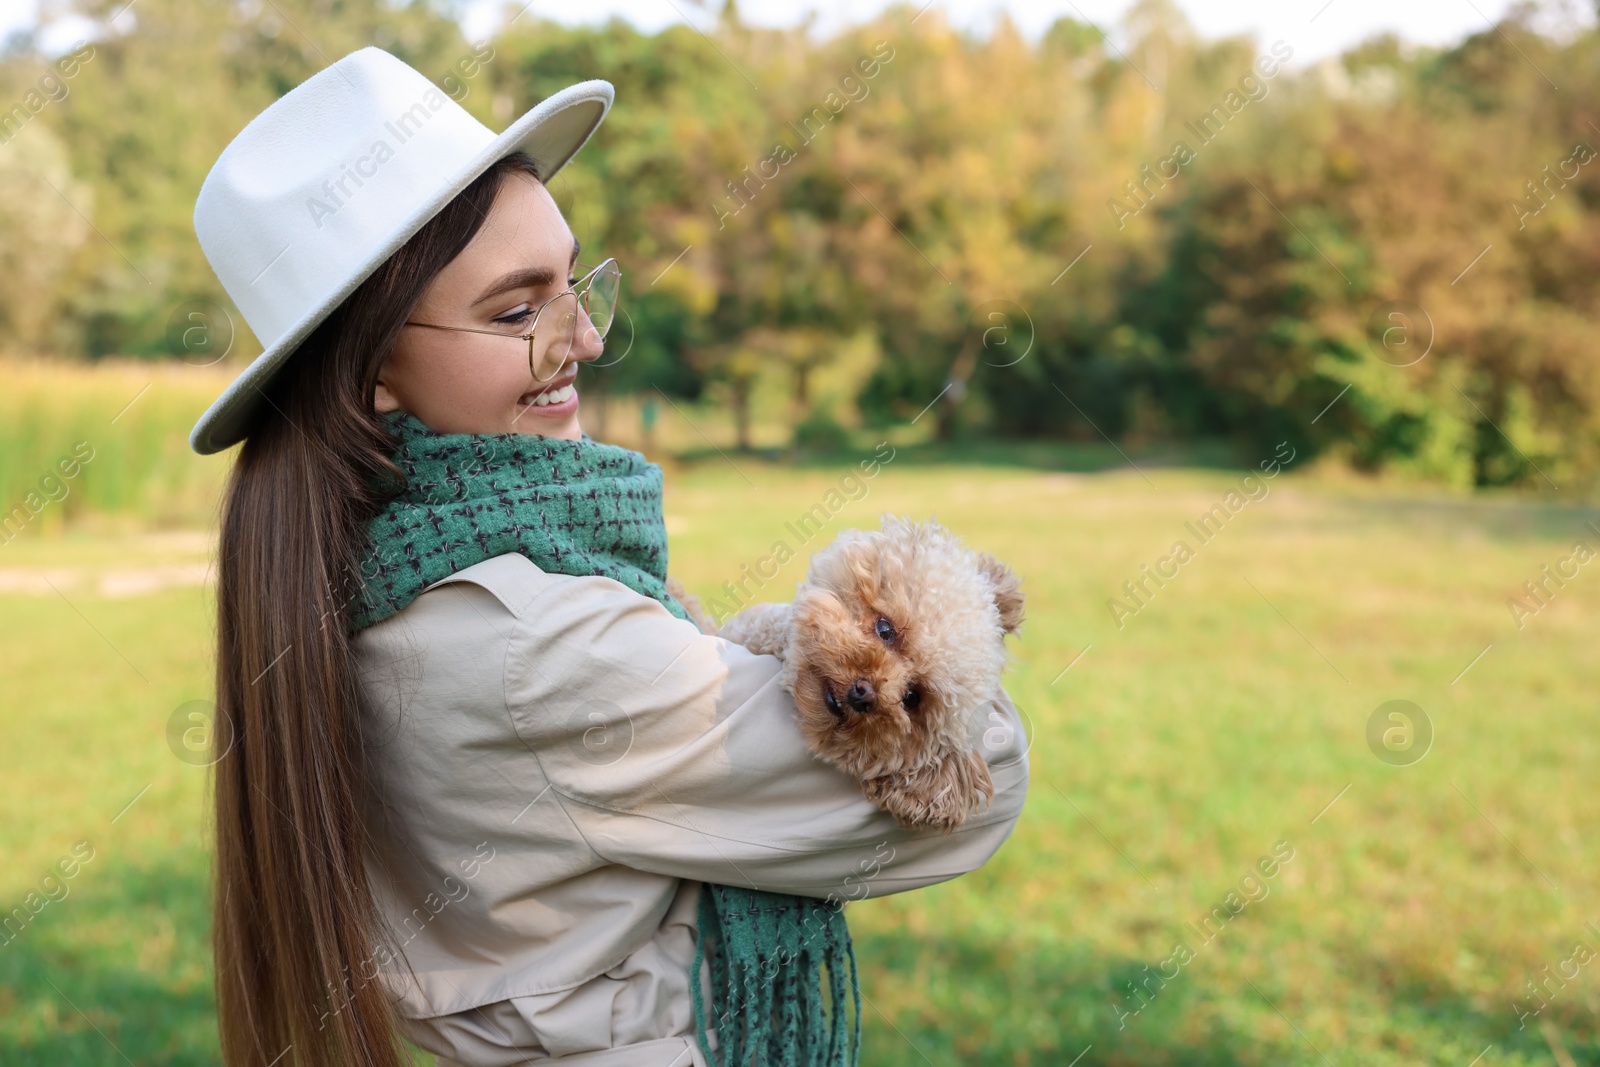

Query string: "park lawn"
[1, 453, 1597, 1065]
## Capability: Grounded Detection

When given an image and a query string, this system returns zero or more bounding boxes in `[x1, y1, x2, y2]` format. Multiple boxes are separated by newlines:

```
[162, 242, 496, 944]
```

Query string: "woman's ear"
[373, 367, 401, 413]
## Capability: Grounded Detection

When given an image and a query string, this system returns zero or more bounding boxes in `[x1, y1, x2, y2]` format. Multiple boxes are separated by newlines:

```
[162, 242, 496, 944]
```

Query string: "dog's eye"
[902, 686, 922, 711]
[874, 615, 896, 643]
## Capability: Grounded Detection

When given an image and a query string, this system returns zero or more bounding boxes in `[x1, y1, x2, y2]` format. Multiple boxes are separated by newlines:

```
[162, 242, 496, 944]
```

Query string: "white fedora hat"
[187, 45, 614, 454]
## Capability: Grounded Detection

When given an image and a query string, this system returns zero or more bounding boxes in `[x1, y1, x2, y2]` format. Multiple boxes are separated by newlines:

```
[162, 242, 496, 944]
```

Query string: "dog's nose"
[844, 679, 876, 713]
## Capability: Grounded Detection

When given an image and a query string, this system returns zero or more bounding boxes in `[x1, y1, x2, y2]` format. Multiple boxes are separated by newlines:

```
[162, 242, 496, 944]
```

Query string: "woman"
[192, 46, 1030, 1067]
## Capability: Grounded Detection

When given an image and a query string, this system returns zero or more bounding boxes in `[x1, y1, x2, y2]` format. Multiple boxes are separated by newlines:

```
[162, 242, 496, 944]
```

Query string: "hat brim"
[188, 79, 614, 455]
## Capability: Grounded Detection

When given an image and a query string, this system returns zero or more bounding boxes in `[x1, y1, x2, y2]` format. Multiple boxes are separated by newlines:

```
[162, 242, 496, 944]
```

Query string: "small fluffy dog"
[668, 515, 1025, 833]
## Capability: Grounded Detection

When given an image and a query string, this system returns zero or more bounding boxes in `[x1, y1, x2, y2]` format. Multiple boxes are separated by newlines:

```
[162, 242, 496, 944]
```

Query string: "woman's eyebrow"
[472, 236, 582, 306]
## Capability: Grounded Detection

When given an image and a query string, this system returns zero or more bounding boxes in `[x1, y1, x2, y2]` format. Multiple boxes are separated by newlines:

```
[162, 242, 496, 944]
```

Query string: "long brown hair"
[212, 150, 543, 1066]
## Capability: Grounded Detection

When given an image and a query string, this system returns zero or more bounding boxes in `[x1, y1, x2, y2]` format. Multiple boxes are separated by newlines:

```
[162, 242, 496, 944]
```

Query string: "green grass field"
[2, 424, 1598, 1064]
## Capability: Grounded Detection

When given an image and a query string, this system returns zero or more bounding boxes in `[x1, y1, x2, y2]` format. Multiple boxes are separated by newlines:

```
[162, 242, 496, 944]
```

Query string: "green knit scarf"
[352, 410, 861, 1065]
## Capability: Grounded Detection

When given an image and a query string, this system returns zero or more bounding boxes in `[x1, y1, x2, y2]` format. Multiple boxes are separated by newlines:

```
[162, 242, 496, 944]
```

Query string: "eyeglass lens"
[532, 262, 621, 372]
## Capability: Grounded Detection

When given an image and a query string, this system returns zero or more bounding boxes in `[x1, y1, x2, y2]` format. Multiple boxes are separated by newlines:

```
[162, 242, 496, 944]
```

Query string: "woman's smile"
[516, 371, 580, 420]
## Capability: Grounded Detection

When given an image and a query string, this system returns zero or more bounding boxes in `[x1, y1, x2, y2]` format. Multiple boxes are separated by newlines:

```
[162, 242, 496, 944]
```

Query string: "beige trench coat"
[351, 552, 1031, 1066]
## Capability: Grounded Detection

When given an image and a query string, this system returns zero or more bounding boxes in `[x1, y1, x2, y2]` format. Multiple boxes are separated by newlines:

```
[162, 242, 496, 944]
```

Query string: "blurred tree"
[1, 0, 1597, 486]
[0, 122, 91, 356]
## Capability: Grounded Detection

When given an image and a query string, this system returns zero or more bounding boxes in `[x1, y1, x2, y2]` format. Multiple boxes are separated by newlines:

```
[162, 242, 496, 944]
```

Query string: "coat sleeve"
[504, 571, 1031, 902]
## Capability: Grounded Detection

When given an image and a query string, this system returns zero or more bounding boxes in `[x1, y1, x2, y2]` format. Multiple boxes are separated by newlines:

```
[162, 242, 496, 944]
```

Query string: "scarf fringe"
[690, 883, 862, 1067]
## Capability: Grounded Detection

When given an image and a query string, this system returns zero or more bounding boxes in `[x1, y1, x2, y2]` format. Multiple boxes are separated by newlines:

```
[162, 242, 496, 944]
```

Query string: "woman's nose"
[571, 304, 606, 362]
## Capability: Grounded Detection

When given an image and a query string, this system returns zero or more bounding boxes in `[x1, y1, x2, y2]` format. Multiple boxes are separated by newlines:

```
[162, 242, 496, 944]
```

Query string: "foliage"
[1, 0, 1597, 489]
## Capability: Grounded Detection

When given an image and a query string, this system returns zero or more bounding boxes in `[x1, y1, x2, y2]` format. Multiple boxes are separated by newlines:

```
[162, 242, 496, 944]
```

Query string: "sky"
[4, 0, 1592, 66]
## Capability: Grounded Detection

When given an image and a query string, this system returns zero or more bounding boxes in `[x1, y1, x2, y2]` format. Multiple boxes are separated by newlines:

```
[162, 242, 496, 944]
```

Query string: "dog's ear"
[975, 552, 1026, 637]
[866, 748, 995, 834]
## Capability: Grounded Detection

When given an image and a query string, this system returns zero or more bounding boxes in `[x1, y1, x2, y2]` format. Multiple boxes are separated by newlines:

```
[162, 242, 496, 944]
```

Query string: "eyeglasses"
[403, 257, 621, 383]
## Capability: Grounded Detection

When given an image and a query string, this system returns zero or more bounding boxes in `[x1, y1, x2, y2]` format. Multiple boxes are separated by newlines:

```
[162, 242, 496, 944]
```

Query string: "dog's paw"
[712, 602, 793, 657]
[664, 575, 718, 636]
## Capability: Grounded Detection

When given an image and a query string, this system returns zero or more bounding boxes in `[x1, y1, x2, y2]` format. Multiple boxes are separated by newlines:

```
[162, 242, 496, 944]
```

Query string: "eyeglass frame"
[402, 257, 621, 383]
